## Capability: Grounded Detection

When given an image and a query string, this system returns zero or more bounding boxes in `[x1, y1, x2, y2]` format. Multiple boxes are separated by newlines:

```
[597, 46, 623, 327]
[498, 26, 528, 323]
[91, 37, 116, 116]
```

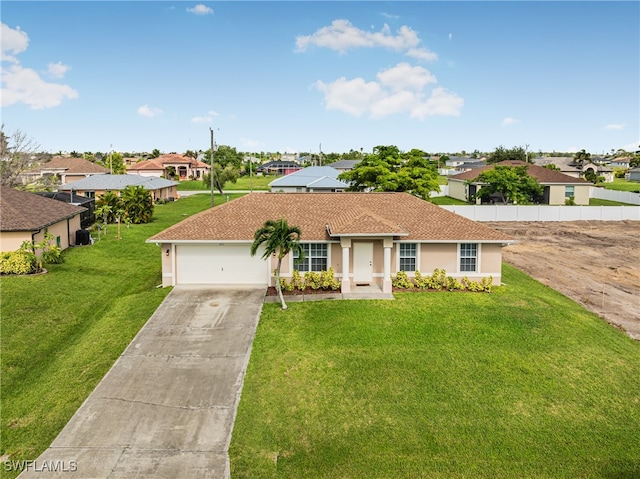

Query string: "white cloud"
[191, 110, 219, 123]
[381, 12, 400, 20]
[1, 64, 78, 109]
[240, 137, 263, 149]
[314, 63, 463, 120]
[187, 4, 213, 15]
[605, 123, 624, 130]
[501, 117, 519, 126]
[137, 104, 163, 117]
[47, 61, 70, 79]
[1, 23, 29, 62]
[295, 20, 436, 61]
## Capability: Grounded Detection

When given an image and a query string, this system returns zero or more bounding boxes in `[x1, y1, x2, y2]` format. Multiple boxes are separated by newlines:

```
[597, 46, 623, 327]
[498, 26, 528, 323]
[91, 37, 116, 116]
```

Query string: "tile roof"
[153, 154, 208, 166]
[58, 174, 178, 191]
[1, 186, 86, 232]
[269, 166, 348, 189]
[449, 160, 589, 184]
[127, 159, 165, 171]
[26, 157, 109, 174]
[148, 192, 513, 243]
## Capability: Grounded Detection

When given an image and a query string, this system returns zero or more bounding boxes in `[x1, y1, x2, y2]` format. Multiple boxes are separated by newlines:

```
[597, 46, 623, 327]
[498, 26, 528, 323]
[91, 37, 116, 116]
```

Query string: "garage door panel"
[176, 245, 268, 285]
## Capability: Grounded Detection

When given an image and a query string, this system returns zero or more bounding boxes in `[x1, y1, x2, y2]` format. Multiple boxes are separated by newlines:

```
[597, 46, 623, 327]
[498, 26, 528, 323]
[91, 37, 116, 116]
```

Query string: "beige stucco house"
[127, 154, 210, 181]
[21, 157, 109, 185]
[58, 174, 179, 202]
[0, 187, 85, 252]
[448, 161, 591, 205]
[148, 192, 514, 293]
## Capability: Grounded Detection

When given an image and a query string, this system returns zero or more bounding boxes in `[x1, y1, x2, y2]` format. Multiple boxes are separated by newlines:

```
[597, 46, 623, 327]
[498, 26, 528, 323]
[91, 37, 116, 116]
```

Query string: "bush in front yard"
[0, 251, 38, 275]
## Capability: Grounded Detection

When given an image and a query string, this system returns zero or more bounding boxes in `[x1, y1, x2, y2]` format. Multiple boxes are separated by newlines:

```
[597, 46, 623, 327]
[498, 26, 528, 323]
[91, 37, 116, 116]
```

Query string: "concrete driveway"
[18, 285, 265, 479]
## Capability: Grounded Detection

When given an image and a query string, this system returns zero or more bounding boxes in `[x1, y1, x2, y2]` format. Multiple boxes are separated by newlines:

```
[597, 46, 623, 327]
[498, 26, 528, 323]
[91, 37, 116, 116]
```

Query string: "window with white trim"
[294, 244, 328, 272]
[399, 243, 417, 272]
[565, 185, 575, 199]
[459, 243, 478, 272]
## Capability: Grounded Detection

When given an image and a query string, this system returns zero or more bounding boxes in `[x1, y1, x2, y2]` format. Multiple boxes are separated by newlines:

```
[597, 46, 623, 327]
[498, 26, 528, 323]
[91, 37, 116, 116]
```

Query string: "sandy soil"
[486, 220, 640, 340]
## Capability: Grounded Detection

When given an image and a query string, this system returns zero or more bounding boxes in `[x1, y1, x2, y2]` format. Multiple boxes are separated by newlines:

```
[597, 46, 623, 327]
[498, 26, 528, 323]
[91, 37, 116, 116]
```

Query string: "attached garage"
[175, 244, 269, 285]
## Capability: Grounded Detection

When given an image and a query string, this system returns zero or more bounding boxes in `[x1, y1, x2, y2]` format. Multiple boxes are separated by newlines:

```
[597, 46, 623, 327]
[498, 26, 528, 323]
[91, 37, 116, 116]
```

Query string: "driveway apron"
[18, 285, 265, 479]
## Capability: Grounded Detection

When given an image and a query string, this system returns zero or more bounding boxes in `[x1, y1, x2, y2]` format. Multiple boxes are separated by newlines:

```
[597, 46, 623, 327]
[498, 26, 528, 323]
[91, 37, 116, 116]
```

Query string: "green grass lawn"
[429, 195, 469, 205]
[588, 198, 635, 206]
[0, 193, 243, 478]
[601, 178, 640, 192]
[177, 174, 278, 191]
[230, 264, 640, 479]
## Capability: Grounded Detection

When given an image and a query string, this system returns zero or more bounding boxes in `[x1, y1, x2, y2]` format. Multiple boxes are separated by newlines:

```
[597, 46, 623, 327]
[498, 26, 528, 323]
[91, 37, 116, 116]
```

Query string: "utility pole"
[210, 128, 215, 207]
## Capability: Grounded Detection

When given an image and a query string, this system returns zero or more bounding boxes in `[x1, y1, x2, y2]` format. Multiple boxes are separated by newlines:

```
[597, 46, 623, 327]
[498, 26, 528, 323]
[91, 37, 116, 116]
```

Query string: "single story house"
[329, 159, 361, 172]
[256, 160, 302, 176]
[448, 161, 591, 205]
[20, 157, 109, 185]
[147, 192, 514, 292]
[127, 154, 210, 181]
[36, 191, 96, 229]
[629, 167, 640, 182]
[58, 174, 179, 202]
[269, 166, 349, 192]
[532, 157, 613, 182]
[608, 157, 631, 169]
[0, 187, 86, 252]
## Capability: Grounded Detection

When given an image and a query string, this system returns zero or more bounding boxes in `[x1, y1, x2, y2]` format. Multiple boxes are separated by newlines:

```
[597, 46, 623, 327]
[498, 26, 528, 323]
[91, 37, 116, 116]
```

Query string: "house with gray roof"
[58, 174, 179, 202]
[329, 159, 361, 172]
[269, 166, 349, 192]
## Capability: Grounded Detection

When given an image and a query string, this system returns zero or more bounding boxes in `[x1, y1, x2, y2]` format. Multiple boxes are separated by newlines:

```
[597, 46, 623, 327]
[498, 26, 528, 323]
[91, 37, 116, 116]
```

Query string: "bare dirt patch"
[486, 220, 640, 340]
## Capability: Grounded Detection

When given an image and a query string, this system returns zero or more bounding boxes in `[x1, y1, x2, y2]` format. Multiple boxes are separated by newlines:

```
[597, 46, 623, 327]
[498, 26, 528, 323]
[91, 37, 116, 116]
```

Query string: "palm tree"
[121, 185, 153, 223]
[250, 219, 304, 310]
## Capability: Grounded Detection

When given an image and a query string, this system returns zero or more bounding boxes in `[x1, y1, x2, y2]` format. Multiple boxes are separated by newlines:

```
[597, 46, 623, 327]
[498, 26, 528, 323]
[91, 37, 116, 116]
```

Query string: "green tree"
[487, 145, 528, 164]
[121, 185, 154, 224]
[473, 165, 543, 205]
[573, 149, 591, 168]
[250, 219, 304, 310]
[543, 164, 560, 171]
[96, 191, 120, 223]
[150, 149, 161, 159]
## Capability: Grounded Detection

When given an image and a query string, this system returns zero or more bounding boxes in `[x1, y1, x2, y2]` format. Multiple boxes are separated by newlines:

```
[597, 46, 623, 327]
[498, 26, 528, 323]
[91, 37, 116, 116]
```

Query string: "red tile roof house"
[20, 157, 109, 186]
[147, 192, 514, 293]
[448, 160, 592, 205]
[127, 154, 210, 181]
[0, 187, 86, 252]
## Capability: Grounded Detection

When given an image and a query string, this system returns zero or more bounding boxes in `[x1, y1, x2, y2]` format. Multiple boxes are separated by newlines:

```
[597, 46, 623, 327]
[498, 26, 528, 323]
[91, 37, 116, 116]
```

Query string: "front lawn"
[177, 175, 278, 191]
[230, 264, 640, 478]
[589, 198, 635, 206]
[0, 194, 243, 478]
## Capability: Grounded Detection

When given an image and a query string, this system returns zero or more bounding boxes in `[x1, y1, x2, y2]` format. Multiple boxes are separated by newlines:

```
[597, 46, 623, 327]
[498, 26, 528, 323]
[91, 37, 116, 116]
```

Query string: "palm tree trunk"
[275, 257, 287, 310]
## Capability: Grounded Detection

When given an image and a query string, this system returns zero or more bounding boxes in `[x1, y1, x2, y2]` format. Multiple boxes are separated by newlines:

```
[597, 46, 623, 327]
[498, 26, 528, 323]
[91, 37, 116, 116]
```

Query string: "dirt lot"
[486, 221, 640, 341]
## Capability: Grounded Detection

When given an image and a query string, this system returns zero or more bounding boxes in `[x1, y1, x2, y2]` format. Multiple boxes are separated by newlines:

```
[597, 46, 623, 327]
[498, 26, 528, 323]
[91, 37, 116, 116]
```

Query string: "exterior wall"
[548, 184, 589, 205]
[161, 242, 173, 287]
[479, 243, 502, 279]
[0, 231, 31, 252]
[448, 180, 468, 202]
[33, 218, 80, 250]
[128, 170, 163, 178]
[418, 243, 458, 275]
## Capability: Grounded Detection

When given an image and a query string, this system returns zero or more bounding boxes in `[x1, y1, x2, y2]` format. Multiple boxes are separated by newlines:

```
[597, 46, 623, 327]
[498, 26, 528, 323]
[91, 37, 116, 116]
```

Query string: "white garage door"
[176, 244, 269, 285]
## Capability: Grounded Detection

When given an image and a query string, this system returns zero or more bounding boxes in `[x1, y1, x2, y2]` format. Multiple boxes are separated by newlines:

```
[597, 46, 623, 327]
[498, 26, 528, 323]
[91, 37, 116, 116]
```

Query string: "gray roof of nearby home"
[0, 186, 86, 232]
[58, 174, 178, 191]
[329, 159, 361, 169]
[269, 166, 349, 189]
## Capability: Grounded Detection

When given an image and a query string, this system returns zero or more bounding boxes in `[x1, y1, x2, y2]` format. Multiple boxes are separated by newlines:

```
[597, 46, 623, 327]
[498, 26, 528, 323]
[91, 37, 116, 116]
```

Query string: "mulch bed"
[265, 287, 340, 296]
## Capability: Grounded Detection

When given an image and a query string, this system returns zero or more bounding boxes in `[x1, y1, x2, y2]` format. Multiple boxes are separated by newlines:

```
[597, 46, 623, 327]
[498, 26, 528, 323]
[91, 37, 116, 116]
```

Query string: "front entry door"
[353, 242, 373, 284]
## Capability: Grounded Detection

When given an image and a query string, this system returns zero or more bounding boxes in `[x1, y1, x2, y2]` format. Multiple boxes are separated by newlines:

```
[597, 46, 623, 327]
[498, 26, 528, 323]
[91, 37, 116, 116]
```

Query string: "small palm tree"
[250, 219, 304, 310]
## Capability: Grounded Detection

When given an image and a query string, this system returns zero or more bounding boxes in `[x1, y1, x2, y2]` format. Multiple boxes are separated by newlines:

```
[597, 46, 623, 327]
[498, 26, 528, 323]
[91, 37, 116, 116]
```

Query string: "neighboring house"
[256, 160, 302, 176]
[629, 167, 640, 182]
[58, 174, 179, 202]
[127, 154, 210, 181]
[582, 162, 614, 183]
[448, 160, 591, 205]
[268, 166, 349, 192]
[147, 192, 514, 292]
[532, 157, 613, 182]
[0, 187, 86, 252]
[330, 159, 362, 172]
[21, 157, 109, 185]
[36, 191, 96, 230]
[608, 157, 631, 169]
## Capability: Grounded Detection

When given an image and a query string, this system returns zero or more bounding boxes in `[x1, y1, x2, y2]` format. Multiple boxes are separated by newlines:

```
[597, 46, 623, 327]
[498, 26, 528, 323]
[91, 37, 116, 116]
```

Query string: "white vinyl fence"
[441, 205, 640, 222]
[590, 187, 640, 205]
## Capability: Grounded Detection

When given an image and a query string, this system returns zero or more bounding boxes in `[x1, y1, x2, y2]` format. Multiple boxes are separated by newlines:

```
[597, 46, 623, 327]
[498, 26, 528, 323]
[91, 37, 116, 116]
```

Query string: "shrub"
[320, 267, 341, 290]
[429, 269, 447, 290]
[392, 271, 414, 289]
[290, 270, 305, 291]
[481, 276, 494, 293]
[304, 271, 322, 290]
[414, 271, 429, 289]
[446, 276, 464, 291]
[0, 251, 38, 275]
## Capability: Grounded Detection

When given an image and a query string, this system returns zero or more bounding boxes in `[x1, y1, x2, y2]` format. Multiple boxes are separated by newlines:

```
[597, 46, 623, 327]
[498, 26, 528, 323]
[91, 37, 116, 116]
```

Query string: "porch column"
[383, 238, 393, 293]
[340, 237, 351, 293]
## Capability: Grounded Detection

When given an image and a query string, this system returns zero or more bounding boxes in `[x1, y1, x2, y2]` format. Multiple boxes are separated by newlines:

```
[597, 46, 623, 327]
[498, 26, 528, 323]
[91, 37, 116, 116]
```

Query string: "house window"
[399, 243, 417, 272]
[294, 244, 327, 272]
[565, 186, 575, 199]
[460, 243, 478, 272]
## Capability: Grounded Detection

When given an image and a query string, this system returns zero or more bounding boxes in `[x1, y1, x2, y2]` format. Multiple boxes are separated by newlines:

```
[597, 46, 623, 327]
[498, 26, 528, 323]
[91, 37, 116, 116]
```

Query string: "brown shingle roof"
[148, 192, 513, 243]
[27, 157, 109, 175]
[0, 187, 86, 232]
[449, 160, 589, 184]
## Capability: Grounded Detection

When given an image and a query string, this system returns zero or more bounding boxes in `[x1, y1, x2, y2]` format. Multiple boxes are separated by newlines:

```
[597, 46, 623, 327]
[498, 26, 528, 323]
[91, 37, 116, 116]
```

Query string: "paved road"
[18, 286, 265, 479]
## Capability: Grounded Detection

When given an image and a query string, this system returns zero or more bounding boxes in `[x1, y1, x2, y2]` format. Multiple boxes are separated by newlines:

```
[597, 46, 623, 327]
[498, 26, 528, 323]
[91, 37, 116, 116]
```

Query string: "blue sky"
[2, 1, 638, 156]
